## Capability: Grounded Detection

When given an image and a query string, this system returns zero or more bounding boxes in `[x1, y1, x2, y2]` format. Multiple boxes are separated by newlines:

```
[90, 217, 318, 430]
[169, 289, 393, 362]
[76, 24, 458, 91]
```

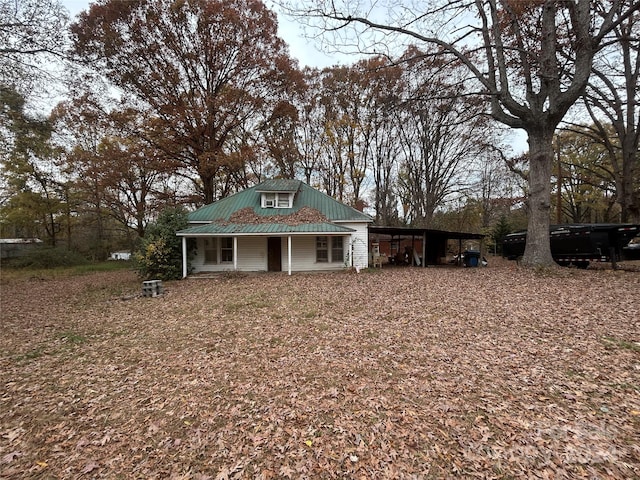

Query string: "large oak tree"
[72, 0, 299, 204]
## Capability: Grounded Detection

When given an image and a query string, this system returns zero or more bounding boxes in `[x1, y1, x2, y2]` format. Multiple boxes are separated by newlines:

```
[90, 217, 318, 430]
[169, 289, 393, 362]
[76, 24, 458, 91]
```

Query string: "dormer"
[256, 179, 301, 209]
[261, 191, 293, 208]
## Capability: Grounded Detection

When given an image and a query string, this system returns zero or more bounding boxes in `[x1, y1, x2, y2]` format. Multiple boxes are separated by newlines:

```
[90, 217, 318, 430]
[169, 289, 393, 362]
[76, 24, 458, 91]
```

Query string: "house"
[109, 251, 131, 261]
[176, 179, 373, 276]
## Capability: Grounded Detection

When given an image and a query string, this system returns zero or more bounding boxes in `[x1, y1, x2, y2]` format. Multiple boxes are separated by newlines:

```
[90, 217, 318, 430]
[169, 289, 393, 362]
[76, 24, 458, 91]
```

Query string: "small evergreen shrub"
[134, 207, 189, 280]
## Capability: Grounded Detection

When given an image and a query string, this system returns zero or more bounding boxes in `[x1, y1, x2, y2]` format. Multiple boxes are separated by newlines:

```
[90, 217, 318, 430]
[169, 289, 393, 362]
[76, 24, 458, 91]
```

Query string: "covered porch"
[177, 222, 358, 277]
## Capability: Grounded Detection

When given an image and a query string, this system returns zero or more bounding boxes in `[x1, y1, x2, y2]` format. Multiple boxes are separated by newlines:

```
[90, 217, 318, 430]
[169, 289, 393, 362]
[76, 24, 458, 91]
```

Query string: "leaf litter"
[0, 259, 638, 478]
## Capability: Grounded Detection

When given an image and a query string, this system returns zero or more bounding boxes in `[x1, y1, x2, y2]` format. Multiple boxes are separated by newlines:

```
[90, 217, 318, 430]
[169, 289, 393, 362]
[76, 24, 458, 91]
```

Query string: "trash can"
[463, 250, 480, 267]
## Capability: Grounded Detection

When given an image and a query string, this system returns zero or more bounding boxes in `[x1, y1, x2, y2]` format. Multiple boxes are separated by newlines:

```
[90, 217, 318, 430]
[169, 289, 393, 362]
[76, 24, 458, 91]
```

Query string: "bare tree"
[0, 0, 69, 98]
[395, 47, 492, 227]
[281, 0, 640, 266]
[578, 7, 640, 222]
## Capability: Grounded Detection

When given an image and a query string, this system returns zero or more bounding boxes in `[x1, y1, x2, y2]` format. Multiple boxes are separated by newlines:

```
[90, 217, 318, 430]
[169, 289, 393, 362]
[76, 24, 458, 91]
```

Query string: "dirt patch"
[1, 265, 639, 478]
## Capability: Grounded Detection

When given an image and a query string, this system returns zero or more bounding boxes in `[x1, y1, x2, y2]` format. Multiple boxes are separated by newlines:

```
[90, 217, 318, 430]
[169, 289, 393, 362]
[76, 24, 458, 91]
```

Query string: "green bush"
[8, 246, 89, 269]
[134, 207, 189, 280]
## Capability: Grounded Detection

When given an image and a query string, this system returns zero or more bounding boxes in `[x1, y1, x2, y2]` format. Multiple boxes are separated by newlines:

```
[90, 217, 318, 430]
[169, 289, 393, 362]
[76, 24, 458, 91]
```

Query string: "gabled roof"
[187, 179, 373, 224]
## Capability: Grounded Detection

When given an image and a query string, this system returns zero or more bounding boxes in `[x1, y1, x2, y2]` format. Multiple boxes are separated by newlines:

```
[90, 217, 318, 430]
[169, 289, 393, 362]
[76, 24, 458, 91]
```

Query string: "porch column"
[350, 236, 354, 268]
[422, 232, 426, 268]
[287, 235, 292, 276]
[181, 236, 187, 278]
[233, 236, 238, 271]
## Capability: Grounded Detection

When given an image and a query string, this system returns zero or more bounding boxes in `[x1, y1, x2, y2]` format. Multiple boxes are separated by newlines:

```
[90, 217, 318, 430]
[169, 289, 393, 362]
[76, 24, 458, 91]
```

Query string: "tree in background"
[0, 86, 64, 244]
[395, 47, 494, 227]
[578, 6, 640, 223]
[491, 215, 512, 255]
[554, 129, 618, 224]
[0, 0, 69, 98]
[53, 98, 175, 242]
[71, 0, 300, 205]
[134, 206, 189, 280]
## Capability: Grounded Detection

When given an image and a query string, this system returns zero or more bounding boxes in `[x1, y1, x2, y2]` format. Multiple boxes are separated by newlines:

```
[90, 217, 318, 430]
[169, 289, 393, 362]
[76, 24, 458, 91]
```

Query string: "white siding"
[282, 236, 349, 272]
[191, 237, 267, 273]
[237, 237, 267, 271]
[341, 222, 369, 269]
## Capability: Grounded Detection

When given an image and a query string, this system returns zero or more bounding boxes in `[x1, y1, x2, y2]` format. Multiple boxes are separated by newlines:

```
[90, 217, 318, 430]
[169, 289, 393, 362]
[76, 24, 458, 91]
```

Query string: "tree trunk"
[522, 131, 556, 267]
[619, 151, 639, 223]
[202, 175, 215, 205]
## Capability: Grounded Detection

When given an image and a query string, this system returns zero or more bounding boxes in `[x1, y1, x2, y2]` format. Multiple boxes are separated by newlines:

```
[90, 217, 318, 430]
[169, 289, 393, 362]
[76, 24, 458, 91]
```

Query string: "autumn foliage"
[71, 0, 299, 205]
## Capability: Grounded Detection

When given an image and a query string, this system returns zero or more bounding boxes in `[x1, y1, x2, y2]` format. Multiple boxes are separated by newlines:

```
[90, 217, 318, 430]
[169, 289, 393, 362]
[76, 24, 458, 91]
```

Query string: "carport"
[368, 225, 486, 267]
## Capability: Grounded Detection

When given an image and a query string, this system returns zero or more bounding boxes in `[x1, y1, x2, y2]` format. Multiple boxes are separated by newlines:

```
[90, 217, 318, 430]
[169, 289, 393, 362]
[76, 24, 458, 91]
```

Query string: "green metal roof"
[177, 222, 356, 236]
[188, 179, 373, 223]
[254, 179, 302, 192]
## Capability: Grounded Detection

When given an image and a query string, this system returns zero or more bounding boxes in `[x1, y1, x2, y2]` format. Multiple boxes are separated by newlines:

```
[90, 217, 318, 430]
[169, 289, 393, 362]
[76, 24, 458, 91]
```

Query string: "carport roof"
[368, 225, 485, 240]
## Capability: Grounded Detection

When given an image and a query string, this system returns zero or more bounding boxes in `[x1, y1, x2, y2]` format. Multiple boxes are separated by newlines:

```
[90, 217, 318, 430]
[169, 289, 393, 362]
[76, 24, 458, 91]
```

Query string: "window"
[263, 193, 276, 208]
[204, 238, 218, 264]
[262, 192, 292, 208]
[221, 237, 233, 263]
[277, 193, 291, 208]
[316, 236, 328, 262]
[331, 237, 344, 263]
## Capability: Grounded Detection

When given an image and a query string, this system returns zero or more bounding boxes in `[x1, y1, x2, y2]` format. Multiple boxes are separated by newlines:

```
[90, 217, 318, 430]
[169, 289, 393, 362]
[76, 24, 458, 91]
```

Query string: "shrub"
[134, 207, 189, 280]
[8, 246, 89, 269]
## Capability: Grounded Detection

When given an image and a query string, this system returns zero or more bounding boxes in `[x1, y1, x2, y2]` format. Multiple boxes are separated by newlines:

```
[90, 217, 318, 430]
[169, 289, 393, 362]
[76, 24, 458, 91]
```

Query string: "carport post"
[411, 235, 415, 266]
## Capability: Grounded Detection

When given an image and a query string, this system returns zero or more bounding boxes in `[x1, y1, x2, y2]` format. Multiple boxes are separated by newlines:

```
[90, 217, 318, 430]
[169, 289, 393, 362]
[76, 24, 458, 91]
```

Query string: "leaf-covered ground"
[1, 259, 639, 479]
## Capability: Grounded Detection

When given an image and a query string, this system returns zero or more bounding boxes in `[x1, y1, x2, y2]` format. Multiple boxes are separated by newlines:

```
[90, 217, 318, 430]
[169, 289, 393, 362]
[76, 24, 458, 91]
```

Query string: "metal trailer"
[502, 223, 640, 268]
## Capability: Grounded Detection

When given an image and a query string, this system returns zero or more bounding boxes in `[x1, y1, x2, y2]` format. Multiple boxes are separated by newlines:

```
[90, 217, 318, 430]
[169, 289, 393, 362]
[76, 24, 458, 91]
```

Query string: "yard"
[1, 260, 639, 479]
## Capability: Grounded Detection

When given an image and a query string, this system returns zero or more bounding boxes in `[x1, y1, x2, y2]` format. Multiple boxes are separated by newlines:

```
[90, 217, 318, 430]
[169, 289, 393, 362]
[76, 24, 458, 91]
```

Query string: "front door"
[267, 237, 282, 272]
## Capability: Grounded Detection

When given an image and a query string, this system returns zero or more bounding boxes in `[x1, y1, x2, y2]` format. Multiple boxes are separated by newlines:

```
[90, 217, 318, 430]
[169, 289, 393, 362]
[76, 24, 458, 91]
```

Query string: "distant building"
[0, 238, 43, 260]
[109, 251, 132, 261]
